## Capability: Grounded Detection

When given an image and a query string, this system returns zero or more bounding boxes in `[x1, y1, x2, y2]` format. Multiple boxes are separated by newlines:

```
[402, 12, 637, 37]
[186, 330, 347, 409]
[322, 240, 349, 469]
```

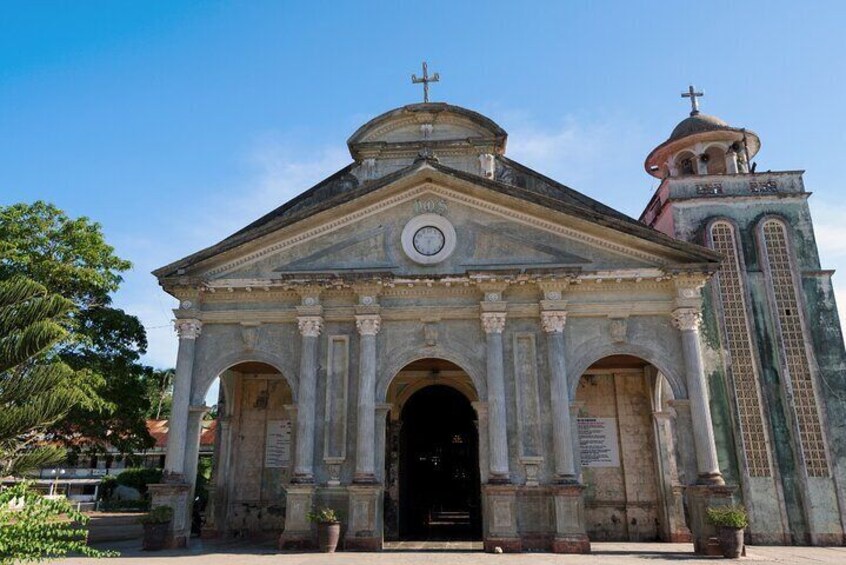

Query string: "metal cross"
[681, 85, 704, 115]
[411, 61, 439, 103]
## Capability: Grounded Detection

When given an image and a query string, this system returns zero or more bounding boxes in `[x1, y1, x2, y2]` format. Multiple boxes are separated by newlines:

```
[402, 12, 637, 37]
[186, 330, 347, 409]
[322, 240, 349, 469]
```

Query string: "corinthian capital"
[174, 318, 202, 339]
[540, 311, 567, 333]
[481, 312, 506, 334]
[297, 316, 323, 338]
[355, 314, 381, 336]
[671, 308, 701, 332]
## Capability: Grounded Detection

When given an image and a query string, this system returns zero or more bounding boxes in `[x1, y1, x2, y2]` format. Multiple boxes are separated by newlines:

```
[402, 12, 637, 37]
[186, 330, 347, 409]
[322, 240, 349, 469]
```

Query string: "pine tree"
[0, 276, 97, 476]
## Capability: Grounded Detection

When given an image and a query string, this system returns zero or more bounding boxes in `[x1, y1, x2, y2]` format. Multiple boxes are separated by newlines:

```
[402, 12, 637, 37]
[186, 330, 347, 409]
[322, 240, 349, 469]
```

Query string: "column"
[672, 308, 724, 485]
[165, 318, 201, 481]
[292, 315, 322, 483]
[541, 311, 577, 483]
[481, 312, 510, 483]
[354, 314, 381, 483]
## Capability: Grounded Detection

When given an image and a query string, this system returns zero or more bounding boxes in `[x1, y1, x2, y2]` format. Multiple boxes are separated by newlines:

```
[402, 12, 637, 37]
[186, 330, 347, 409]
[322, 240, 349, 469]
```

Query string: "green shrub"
[98, 475, 117, 500]
[706, 504, 749, 529]
[99, 499, 149, 512]
[138, 506, 173, 525]
[115, 467, 162, 497]
[0, 481, 118, 563]
[307, 507, 340, 524]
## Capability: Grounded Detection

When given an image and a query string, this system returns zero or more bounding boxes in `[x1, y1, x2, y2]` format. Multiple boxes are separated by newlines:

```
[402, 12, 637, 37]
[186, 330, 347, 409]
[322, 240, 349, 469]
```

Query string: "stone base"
[344, 536, 382, 551]
[278, 484, 315, 550]
[811, 533, 845, 546]
[484, 537, 523, 553]
[345, 484, 383, 551]
[551, 484, 591, 553]
[148, 482, 191, 549]
[685, 484, 736, 555]
[552, 534, 591, 554]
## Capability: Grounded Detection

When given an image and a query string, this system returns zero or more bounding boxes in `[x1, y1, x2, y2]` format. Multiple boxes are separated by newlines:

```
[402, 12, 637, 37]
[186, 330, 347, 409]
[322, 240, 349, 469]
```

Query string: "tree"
[144, 367, 174, 420]
[0, 201, 155, 456]
[0, 482, 117, 563]
[0, 277, 99, 476]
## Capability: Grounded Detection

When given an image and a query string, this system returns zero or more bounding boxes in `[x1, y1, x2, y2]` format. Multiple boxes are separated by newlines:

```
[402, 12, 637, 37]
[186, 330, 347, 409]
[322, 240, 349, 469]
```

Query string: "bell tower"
[640, 88, 846, 546]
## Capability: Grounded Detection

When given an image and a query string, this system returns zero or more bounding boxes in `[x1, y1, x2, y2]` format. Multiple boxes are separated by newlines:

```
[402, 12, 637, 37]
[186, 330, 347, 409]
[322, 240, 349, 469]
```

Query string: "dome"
[346, 102, 507, 161]
[669, 113, 732, 141]
[644, 111, 761, 179]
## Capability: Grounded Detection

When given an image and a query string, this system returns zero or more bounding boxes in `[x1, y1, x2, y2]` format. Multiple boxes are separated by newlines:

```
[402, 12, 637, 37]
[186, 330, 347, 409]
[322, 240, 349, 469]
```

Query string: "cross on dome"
[682, 85, 704, 116]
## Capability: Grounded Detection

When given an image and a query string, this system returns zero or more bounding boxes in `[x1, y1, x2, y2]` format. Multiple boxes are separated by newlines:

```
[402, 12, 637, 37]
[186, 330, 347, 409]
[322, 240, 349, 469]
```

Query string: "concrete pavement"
[46, 539, 846, 564]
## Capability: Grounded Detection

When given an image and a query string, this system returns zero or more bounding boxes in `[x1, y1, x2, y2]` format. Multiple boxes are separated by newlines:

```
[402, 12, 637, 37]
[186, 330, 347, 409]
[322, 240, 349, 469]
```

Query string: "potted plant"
[139, 505, 173, 551]
[706, 504, 748, 559]
[307, 507, 341, 553]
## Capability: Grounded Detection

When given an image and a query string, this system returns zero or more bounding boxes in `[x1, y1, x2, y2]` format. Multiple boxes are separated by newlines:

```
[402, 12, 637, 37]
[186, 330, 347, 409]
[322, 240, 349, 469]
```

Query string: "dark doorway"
[399, 385, 481, 540]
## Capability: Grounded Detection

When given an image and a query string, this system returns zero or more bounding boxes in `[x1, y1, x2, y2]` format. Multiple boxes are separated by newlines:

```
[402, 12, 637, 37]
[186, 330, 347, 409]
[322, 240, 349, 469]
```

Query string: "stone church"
[150, 84, 846, 553]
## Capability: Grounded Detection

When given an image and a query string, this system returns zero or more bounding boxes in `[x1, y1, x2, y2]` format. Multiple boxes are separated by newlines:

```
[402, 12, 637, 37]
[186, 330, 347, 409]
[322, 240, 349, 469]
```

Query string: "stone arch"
[377, 345, 485, 404]
[674, 150, 697, 176]
[566, 341, 687, 399]
[703, 144, 728, 175]
[192, 349, 299, 405]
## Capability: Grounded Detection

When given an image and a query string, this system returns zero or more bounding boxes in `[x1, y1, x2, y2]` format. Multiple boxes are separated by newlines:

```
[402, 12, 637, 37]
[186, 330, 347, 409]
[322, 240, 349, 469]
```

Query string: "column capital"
[671, 308, 701, 331]
[174, 318, 202, 339]
[355, 314, 381, 336]
[481, 311, 506, 334]
[540, 310, 568, 333]
[297, 315, 323, 338]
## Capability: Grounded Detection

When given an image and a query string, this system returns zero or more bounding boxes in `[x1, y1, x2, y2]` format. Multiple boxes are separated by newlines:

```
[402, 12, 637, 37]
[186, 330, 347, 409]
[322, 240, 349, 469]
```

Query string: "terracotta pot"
[317, 522, 341, 553]
[718, 526, 744, 559]
[142, 522, 170, 551]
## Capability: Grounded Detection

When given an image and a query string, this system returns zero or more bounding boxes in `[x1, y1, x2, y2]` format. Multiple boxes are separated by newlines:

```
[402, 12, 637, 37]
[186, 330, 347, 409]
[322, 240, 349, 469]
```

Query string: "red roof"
[146, 419, 217, 449]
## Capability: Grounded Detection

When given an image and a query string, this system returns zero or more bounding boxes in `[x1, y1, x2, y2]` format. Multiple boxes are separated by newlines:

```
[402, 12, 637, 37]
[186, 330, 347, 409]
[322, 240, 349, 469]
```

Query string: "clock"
[401, 213, 456, 265]
[413, 226, 445, 256]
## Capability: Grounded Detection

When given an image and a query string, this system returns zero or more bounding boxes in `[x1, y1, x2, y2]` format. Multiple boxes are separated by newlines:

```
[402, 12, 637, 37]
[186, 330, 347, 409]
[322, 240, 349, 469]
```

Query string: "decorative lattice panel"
[710, 222, 772, 477]
[762, 220, 829, 477]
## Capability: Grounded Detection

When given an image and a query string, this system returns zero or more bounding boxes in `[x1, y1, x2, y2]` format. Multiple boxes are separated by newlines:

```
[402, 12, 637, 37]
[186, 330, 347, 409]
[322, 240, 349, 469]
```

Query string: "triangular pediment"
[154, 161, 718, 285]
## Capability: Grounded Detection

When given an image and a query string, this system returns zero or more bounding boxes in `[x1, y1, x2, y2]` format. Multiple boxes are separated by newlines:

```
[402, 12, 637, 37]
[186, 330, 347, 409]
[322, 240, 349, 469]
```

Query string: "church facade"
[150, 94, 846, 553]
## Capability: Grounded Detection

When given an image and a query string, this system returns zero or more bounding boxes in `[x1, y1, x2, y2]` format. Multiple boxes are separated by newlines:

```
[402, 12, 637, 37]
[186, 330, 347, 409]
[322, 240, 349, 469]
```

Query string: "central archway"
[383, 358, 482, 541]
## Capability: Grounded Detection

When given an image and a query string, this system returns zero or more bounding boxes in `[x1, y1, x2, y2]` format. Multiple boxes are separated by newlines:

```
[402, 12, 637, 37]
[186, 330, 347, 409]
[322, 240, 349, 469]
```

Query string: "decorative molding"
[481, 312, 506, 334]
[240, 322, 261, 351]
[671, 308, 701, 332]
[202, 181, 667, 278]
[540, 311, 567, 333]
[174, 318, 202, 339]
[297, 316, 323, 338]
[355, 314, 382, 336]
[609, 317, 628, 343]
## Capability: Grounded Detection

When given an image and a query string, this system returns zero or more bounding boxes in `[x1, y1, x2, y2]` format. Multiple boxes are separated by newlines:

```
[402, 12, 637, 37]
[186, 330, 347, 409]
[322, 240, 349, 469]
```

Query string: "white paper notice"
[265, 419, 291, 468]
[577, 417, 620, 467]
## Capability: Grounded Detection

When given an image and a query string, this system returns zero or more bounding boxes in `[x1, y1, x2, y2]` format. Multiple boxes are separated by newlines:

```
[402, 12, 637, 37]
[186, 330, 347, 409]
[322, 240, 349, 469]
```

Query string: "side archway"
[193, 349, 298, 405]
[566, 341, 687, 399]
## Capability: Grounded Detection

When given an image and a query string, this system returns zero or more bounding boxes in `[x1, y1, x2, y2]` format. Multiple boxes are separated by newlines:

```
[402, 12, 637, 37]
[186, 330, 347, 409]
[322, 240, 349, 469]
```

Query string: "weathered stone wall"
[663, 171, 846, 544]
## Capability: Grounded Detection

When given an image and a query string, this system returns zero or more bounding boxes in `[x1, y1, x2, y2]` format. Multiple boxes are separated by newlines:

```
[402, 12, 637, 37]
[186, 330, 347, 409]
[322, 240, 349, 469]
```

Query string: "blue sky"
[3, 1, 846, 374]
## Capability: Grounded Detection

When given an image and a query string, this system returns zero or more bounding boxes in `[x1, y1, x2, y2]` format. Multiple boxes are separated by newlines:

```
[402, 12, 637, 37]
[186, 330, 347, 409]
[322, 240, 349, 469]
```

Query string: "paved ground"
[47, 539, 846, 564]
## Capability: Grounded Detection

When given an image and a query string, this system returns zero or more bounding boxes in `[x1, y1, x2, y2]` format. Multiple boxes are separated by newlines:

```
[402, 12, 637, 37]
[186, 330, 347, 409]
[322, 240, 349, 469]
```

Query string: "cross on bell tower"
[682, 85, 704, 116]
[411, 61, 439, 103]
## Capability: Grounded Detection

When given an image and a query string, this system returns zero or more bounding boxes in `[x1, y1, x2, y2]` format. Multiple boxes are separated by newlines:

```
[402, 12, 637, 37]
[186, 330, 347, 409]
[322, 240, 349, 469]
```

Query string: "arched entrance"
[200, 361, 294, 538]
[575, 355, 689, 543]
[384, 358, 482, 541]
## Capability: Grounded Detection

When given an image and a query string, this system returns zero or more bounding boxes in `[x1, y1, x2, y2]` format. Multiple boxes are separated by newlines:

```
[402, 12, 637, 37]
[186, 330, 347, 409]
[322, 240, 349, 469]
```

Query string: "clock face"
[412, 226, 446, 256]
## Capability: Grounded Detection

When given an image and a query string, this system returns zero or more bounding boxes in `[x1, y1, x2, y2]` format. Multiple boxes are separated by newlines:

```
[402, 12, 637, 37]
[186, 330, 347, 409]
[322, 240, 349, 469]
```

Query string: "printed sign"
[577, 417, 620, 467]
[265, 419, 291, 468]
